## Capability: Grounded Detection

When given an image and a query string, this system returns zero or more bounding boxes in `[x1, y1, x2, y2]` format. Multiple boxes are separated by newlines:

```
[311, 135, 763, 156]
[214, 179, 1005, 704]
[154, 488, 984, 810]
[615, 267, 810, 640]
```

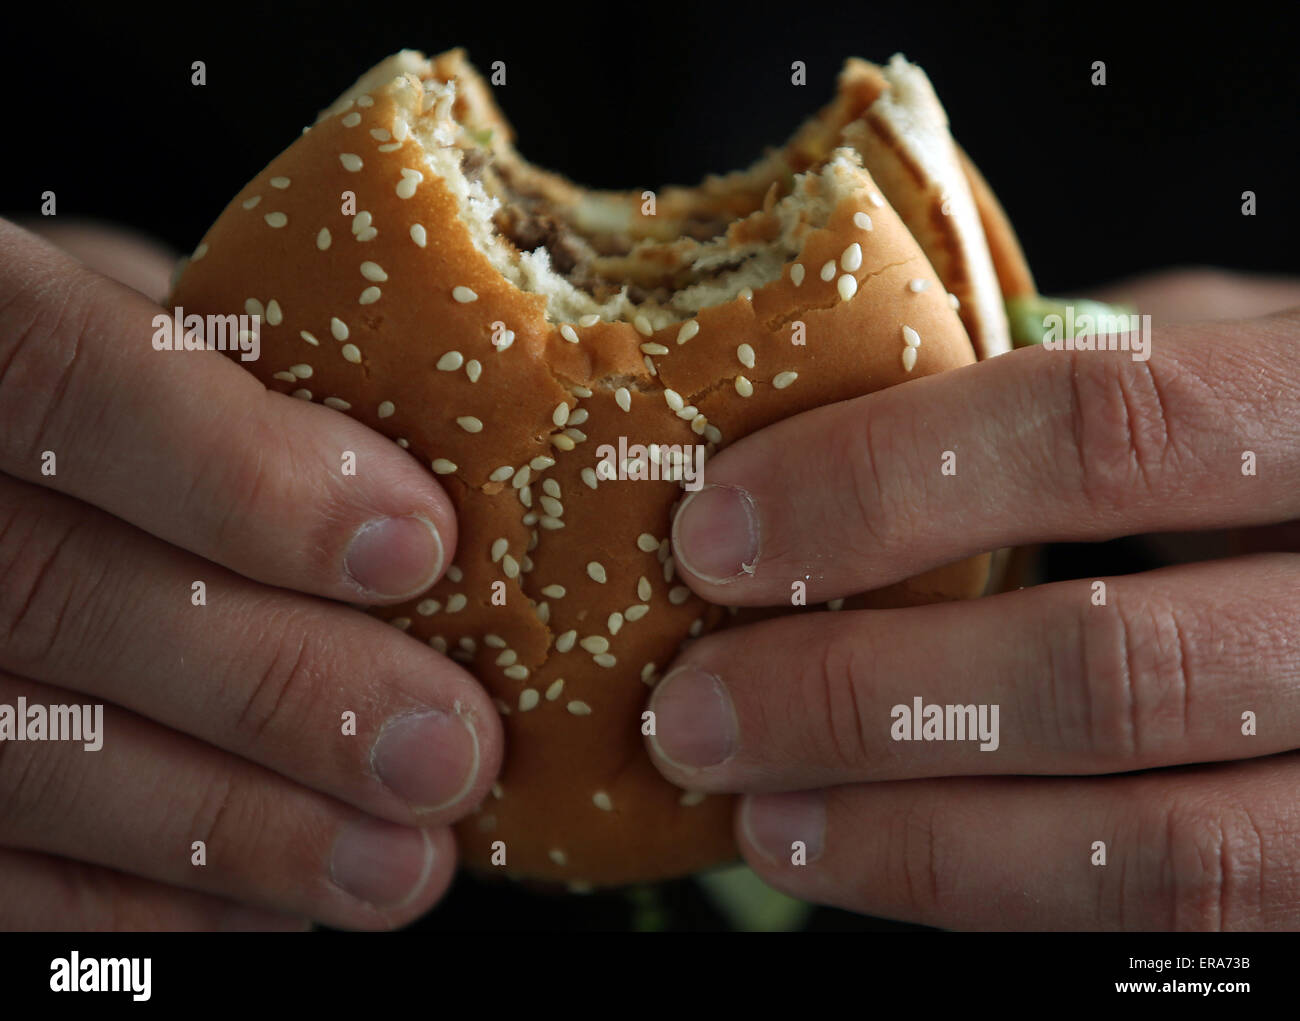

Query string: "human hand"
[648, 269, 1300, 929]
[0, 219, 502, 930]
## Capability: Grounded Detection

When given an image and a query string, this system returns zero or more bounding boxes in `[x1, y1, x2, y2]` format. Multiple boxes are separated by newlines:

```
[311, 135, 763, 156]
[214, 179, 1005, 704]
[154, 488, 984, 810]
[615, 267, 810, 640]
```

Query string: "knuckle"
[0, 504, 95, 670]
[888, 798, 949, 920]
[1056, 350, 1179, 514]
[232, 610, 327, 742]
[0, 268, 101, 468]
[1156, 798, 1266, 931]
[808, 626, 873, 772]
[0, 733, 71, 836]
[837, 404, 915, 557]
[1075, 593, 1196, 765]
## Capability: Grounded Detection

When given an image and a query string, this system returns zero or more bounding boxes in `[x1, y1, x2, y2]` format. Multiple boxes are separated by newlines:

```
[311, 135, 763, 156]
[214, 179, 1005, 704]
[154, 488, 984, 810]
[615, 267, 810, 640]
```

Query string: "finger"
[1087, 267, 1300, 325]
[0, 220, 455, 604]
[670, 310, 1300, 604]
[0, 477, 502, 824]
[0, 672, 458, 930]
[647, 555, 1299, 790]
[735, 753, 1300, 930]
[16, 218, 180, 304]
[0, 846, 309, 931]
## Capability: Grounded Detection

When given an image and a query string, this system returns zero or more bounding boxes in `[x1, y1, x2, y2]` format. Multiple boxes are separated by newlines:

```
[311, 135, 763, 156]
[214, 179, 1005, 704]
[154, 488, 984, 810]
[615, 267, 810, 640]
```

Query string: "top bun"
[169, 49, 1012, 887]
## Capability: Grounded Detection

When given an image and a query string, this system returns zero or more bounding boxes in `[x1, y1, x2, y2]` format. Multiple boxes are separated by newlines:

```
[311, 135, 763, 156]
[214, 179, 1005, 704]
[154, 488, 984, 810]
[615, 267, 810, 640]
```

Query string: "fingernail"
[649, 667, 737, 769]
[672, 485, 759, 583]
[344, 515, 444, 598]
[742, 791, 826, 865]
[330, 820, 434, 908]
[371, 709, 479, 811]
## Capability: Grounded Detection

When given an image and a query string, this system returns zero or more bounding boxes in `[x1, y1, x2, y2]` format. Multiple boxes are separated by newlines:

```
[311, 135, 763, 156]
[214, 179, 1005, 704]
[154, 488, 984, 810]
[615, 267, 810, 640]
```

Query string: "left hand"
[647, 280, 1300, 930]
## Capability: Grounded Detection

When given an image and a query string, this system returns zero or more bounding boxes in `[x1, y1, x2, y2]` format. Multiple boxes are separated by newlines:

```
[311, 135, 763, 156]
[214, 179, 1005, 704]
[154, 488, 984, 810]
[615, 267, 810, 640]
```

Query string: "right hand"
[0, 218, 502, 930]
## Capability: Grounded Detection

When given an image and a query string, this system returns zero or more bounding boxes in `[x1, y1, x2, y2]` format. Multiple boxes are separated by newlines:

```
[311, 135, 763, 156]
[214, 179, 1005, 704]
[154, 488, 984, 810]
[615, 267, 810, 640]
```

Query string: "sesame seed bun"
[169, 48, 1025, 887]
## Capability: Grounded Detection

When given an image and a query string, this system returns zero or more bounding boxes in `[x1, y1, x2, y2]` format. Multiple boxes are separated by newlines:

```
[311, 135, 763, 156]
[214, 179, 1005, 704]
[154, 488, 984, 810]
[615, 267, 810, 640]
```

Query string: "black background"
[1, 0, 1296, 931]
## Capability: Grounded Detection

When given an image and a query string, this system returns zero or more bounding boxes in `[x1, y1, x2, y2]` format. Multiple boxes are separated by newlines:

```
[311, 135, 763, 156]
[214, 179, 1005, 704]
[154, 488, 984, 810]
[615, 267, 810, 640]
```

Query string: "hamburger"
[169, 48, 1041, 888]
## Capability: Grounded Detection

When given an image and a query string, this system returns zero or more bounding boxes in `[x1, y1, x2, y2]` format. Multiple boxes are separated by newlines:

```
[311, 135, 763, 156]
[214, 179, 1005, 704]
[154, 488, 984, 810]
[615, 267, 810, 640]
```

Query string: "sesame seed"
[903, 325, 922, 348]
[269, 176, 291, 190]
[489, 465, 513, 482]
[669, 586, 691, 605]
[737, 344, 756, 369]
[552, 402, 570, 427]
[908, 278, 930, 293]
[466, 359, 482, 382]
[192, 242, 208, 260]
[264, 299, 283, 326]
[790, 263, 805, 286]
[853, 211, 873, 230]
[677, 320, 699, 344]
[359, 286, 381, 304]
[567, 701, 592, 716]
[551, 434, 576, 451]
[457, 416, 484, 433]
[502, 555, 520, 578]
[446, 594, 467, 613]
[504, 664, 529, 680]
[587, 562, 607, 584]
[664, 389, 684, 412]
[544, 679, 565, 701]
[490, 538, 509, 562]
[579, 636, 610, 655]
[680, 791, 707, 807]
[493, 699, 510, 715]
[948, 292, 961, 309]
[592, 653, 616, 668]
[447, 566, 463, 582]
[317, 228, 332, 250]
[841, 243, 863, 272]
[637, 576, 652, 601]
[705, 424, 721, 444]
[608, 612, 624, 635]
[378, 142, 401, 153]
[560, 324, 579, 344]
[615, 387, 631, 412]
[556, 630, 577, 653]
[640, 342, 669, 356]
[372, 400, 395, 420]
[540, 496, 563, 518]
[437, 351, 464, 371]
[289, 363, 313, 378]
[735, 375, 754, 397]
[396, 168, 423, 199]
[429, 636, 448, 653]
[641, 662, 657, 682]
[245, 298, 264, 318]
[542, 479, 560, 498]
[356, 95, 374, 107]
[393, 119, 409, 142]
[868, 190, 884, 207]
[341, 112, 362, 127]
[272, 371, 296, 383]
[644, 355, 657, 376]
[663, 557, 676, 582]
[838, 274, 858, 301]
[820, 260, 837, 281]
[571, 385, 593, 398]
[391, 617, 412, 631]
[902, 346, 918, 372]
[330, 317, 348, 340]
[541, 584, 566, 599]
[431, 458, 456, 474]
[242, 195, 262, 209]
[625, 604, 649, 622]
[564, 428, 586, 443]
[396, 439, 409, 449]
[773, 371, 798, 389]
[322, 396, 348, 409]
[540, 515, 564, 530]
[657, 539, 670, 562]
[519, 689, 540, 711]
[341, 344, 362, 364]
[484, 634, 505, 648]
[689, 618, 704, 637]
[339, 153, 363, 172]
[458, 636, 476, 653]
[549, 848, 569, 865]
[636, 534, 659, 553]
[410, 223, 427, 246]
[512, 466, 531, 489]
[567, 409, 589, 427]
[452, 286, 478, 303]
[738, 286, 753, 301]
[416, 599, 442, 615]
[827, 598, 846, 610]
[593, 791, 613, 811]
[518, 485, 532, 508]
[633, 314, 653, 336]
[676, 405, 698, 421]
[581, 467, 598, 489]
[370, 127, 391, 141]
[360, 261, 388, 282]
[576, 314, 601, 328]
